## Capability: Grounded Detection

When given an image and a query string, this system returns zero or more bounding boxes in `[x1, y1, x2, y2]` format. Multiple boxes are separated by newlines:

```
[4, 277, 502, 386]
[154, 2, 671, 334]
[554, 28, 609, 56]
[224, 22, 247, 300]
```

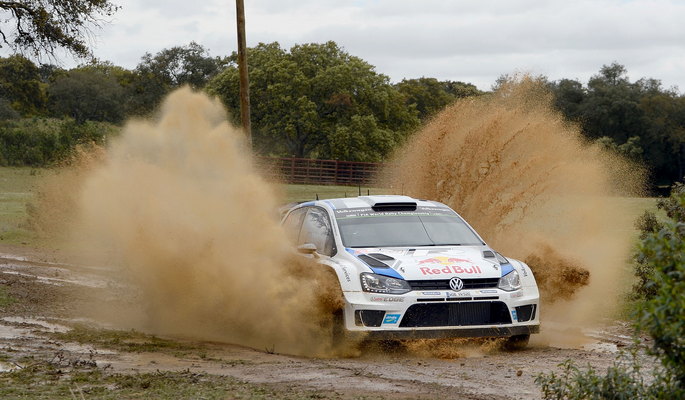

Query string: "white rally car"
[281, 195, 540, 347]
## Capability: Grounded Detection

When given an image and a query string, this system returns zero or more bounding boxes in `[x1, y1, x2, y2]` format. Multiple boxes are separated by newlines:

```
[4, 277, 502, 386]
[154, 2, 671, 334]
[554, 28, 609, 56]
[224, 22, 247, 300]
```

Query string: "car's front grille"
[399, 301, 512, 327]
[407, 278, 500, 291]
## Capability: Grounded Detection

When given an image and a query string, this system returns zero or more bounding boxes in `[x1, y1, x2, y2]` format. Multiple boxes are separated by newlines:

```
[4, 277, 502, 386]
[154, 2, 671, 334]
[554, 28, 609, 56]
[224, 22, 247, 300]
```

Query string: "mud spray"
[34, 80, 642, 359]
[383, 78, 644, 349]
[46, 88, 344, 357]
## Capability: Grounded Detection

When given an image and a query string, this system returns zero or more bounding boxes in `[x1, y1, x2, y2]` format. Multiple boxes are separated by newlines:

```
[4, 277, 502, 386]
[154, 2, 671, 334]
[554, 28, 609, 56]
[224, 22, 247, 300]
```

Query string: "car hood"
[345, 246, 510, 280]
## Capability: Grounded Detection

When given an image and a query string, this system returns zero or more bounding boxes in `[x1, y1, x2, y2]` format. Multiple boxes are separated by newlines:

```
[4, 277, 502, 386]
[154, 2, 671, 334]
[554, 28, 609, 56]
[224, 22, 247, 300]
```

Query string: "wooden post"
[236, 0, 251, 146]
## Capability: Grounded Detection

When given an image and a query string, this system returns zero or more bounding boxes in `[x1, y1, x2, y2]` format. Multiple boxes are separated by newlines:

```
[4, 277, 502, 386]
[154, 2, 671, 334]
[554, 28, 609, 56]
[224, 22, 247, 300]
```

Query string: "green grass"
[0, 167, 45, 245]
[52, 326, 208, 357]
[0, 166, 663, 247]
[283, 184, 389, 203]
[0, 362, 360, 400]
[0, 167, 391, 246]
[0, 285, 16, 307]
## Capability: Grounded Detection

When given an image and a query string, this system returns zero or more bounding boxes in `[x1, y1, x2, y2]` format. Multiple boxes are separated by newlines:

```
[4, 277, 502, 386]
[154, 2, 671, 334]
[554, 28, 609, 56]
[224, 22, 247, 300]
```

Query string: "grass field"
[0, 168, 388, 246]
[0, 168, 48, 244]
[0, 167, 660, 247]
[283, 183, 388, 203]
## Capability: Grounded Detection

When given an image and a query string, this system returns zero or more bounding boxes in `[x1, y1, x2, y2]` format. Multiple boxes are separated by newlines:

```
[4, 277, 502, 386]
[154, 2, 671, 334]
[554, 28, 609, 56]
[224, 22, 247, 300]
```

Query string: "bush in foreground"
[536, 187, 685, 399]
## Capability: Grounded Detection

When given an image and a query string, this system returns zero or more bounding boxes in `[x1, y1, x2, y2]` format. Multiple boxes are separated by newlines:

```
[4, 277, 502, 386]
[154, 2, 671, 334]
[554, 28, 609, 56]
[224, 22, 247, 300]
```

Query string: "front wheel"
[503, 334, 530, 351]
[331, 308, 345, 343]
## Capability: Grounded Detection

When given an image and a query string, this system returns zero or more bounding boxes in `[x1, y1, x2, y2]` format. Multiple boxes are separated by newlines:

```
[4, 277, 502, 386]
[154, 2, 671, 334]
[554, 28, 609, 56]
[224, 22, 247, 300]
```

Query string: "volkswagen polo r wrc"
[281, 195, 540, 348]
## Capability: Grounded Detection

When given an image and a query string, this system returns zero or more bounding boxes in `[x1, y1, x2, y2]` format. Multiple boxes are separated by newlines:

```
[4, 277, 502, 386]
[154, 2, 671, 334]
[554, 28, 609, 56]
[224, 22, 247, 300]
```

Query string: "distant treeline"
[0, 41, 683, 187]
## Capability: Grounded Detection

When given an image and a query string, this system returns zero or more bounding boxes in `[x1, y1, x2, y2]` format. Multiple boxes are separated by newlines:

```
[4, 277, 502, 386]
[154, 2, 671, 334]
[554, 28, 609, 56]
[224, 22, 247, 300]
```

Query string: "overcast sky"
[62, 0, 685, 91]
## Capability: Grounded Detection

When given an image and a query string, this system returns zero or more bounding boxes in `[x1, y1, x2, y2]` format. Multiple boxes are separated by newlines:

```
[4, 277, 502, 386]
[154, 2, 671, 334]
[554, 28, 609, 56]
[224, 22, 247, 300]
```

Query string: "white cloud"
[2, 0, 684, 91]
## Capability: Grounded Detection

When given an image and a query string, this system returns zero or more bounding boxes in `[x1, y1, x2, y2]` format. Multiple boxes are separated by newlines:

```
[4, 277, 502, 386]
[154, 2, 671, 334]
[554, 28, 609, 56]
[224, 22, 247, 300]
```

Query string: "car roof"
[290, 195, 453, 212]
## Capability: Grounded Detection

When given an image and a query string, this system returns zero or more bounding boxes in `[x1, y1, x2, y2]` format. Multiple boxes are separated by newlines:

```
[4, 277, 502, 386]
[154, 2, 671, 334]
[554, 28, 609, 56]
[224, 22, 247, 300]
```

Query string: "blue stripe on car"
[368, 265, 404, 279]
[345, 248, 405, 280]
[500, 263, 514, 276]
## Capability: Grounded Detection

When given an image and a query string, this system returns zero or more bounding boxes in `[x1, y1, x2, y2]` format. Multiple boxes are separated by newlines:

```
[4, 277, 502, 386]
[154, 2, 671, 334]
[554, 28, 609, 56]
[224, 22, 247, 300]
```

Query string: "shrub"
[632, 183, 685, 300]
[0, 118, 118, 166]
[537, 187, 685, 399]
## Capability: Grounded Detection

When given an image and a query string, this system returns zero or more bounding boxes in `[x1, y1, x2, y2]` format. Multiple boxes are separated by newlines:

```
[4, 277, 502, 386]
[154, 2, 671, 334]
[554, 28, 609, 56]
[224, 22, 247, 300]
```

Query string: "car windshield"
[337, 214, 484, 248]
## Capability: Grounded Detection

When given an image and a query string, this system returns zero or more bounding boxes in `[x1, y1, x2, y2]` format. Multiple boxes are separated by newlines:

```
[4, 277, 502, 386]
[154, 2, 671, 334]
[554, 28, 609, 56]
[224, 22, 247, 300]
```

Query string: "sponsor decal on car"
[447, 291, 471, 297]
[382, 314, 401, 324]
[511, 310, 518, 322]
[341, 267, 351, 282]
[480, 289, 498, 294]
[419, 256, 472, 265]
[370, 296, 405, 303]
[417, 256, 483, 276]
[420, 265, 483, 275]
[510, 290, 524, 298]
[421, 291, 442, 296]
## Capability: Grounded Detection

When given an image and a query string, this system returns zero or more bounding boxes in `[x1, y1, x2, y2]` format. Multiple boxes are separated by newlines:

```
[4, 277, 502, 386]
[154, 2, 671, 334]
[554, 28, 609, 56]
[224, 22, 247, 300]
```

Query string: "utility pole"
[236, 0, 251, 146]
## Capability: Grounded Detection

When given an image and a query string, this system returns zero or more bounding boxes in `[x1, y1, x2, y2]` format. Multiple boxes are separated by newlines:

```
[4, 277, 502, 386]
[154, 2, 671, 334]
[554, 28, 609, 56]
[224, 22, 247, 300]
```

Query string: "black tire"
[503, 334, 530, 351]
[331, 308, 346, 344]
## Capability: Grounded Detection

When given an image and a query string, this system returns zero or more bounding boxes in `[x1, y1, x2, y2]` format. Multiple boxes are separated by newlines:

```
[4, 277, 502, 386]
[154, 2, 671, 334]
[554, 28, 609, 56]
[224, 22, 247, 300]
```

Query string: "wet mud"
[0, 246, 648, 400]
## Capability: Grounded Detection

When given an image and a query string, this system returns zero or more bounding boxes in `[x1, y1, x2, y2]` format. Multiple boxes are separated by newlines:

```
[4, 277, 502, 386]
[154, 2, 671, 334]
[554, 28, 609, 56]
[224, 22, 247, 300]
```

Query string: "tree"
[207, 41, 420, 161]
[639, 91, 685, 184]
[136, 42, 226, 89]
[549, 63, 685, 187]
[47, 63, 127, 123]
[0, 55, 46, 115]
[580, 63, 646, 143]
[396, 77, 481, 121]
[0, 0, 118, 58]
[595, 135, 643, 161]
[130, 42, 226, 116]
[549, 78, 585, 122]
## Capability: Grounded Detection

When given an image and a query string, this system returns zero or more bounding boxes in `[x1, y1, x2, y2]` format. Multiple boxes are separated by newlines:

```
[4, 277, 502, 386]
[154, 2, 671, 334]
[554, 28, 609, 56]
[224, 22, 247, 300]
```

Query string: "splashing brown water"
[382, 78, 644, 332]
[44, 88, 345, 356]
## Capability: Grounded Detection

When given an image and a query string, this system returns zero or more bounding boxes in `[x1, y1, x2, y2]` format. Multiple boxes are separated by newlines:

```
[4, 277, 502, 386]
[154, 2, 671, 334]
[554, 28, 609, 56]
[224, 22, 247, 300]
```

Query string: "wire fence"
[258, 157, 382, 186]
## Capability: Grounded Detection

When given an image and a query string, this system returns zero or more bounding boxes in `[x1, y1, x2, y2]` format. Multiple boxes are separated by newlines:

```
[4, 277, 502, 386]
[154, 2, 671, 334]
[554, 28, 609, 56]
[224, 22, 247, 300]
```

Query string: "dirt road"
[0, 246, 640, 399]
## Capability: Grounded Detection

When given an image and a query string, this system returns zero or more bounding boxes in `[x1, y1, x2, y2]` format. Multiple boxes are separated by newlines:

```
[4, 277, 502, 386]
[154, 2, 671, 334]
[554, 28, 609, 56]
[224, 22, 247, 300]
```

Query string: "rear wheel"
[503, 334, 530, 351]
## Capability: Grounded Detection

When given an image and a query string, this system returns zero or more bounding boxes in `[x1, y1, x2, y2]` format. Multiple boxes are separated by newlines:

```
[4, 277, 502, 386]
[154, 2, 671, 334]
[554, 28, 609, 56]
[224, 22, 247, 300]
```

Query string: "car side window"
[299, 207, 336, 256]
[282, 208, 307, 244]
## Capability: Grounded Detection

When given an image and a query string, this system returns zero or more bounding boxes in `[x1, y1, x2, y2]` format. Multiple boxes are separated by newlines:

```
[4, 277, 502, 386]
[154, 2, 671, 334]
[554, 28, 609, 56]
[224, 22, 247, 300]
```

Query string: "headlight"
[360, 273, 411, 294]
[498, 270, 522, 291]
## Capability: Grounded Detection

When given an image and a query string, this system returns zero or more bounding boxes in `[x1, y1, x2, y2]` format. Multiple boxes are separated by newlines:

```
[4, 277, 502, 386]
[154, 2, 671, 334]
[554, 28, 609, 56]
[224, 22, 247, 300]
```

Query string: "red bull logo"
[418, 256, 482, 275]
[419, 257, 471, 265]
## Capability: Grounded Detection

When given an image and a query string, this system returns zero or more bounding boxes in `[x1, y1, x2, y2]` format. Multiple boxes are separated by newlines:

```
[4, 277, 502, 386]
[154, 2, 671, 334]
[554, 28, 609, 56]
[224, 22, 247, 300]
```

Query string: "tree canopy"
[47, 62, 129, 123]
[549, 62, 685, 186]
[131, 42, 227, 116]
[0, 0, 119, 58]
[0, 44, 683, 189]
[396, 77, 482, 121]
[207, 41, 420, 161]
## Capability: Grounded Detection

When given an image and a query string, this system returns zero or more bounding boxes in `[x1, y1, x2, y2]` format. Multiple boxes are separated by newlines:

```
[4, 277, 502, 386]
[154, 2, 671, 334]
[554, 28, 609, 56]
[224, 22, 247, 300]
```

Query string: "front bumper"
[364, 324, 539, 340]
[342, 287, 540, 339]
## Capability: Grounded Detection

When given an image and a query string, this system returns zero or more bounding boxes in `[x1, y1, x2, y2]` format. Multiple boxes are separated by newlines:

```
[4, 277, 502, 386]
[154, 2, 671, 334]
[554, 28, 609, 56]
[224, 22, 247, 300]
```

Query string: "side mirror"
[297, 243, 318, 255]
